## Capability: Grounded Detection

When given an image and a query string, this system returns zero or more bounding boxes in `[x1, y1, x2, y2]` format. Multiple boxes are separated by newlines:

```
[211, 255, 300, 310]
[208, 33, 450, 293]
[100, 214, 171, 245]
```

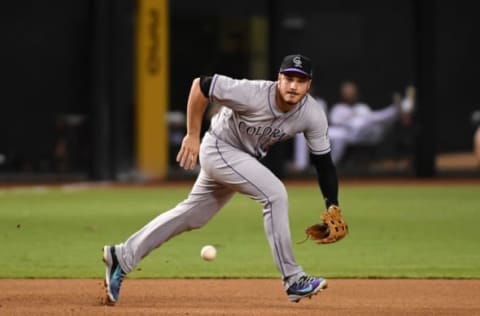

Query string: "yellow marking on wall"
[136, 0, 169, 179]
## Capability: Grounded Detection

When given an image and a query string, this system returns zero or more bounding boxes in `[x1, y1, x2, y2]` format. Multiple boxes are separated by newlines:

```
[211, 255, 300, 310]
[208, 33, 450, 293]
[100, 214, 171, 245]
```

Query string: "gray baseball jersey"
[208, 74, 331, 158]
[114, 74, 331, 290]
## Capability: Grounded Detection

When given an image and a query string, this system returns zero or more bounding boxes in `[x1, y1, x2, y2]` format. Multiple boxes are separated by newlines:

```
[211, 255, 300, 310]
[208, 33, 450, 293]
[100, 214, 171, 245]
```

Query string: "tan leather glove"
[302, 205, 349, 244]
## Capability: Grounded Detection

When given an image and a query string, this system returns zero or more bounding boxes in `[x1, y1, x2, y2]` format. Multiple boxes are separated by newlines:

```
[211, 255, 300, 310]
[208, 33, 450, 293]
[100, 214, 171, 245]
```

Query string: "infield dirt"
[1, 279, 479, 315]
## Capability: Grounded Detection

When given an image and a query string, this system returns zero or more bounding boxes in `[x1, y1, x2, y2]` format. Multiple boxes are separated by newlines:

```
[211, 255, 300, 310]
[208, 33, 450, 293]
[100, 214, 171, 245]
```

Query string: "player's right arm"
[176, 78, 209, 170]
[208, 74, 265, 112]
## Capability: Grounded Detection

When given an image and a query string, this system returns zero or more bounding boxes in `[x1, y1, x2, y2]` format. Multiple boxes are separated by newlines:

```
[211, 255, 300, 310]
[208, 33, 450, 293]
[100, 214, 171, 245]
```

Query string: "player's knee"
[185, 212, 215, 230]
[185, 221, 204, 230]
[269, 187, 288, 206]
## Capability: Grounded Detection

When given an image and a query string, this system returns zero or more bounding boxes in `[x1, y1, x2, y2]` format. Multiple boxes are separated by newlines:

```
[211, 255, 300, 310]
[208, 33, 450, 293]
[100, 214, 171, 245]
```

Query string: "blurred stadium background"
[1, 0, 479, 183]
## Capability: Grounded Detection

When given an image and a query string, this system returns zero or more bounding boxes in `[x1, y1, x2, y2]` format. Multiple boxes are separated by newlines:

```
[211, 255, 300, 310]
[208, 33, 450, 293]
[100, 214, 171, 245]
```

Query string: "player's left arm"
[304, 151, 349, 244]
[303, 102, 348, 243]
[310, 152, 339, 208]
[304, 100, 339, 208]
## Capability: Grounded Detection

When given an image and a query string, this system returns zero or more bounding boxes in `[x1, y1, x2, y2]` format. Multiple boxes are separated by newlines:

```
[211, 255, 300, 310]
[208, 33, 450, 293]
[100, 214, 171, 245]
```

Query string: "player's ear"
[277, 73, 282, 81]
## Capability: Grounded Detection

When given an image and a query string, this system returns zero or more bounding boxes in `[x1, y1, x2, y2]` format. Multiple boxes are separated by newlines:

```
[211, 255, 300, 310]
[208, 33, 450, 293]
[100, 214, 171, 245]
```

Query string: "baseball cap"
[279, 54, 313, 78]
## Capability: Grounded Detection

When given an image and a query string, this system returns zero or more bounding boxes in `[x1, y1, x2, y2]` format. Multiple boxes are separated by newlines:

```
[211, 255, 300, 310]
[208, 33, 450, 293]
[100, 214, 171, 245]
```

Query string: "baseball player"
[103, 54, 343, 304]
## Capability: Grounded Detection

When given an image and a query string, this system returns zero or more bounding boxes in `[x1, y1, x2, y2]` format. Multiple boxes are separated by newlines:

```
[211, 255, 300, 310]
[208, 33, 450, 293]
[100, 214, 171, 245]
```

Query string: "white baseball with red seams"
[200, 245, 216, 261]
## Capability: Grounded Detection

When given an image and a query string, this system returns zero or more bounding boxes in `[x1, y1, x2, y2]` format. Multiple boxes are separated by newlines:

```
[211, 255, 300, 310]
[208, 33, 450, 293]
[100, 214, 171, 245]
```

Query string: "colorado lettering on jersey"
[237, 121, 290, 156]
[238, 121, 287, 139]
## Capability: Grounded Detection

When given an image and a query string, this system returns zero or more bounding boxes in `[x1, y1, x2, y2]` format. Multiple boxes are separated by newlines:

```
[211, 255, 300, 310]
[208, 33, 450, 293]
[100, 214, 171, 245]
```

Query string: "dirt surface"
[1, 279, 479, 315]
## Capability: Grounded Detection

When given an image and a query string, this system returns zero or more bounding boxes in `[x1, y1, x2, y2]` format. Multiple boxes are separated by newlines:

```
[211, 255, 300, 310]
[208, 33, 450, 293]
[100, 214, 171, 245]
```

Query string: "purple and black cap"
[279, 54, 313, 78]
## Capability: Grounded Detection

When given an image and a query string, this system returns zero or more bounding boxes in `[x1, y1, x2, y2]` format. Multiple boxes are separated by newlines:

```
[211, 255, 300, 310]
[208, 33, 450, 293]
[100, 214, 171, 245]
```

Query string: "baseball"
[200, 245, 216, 261]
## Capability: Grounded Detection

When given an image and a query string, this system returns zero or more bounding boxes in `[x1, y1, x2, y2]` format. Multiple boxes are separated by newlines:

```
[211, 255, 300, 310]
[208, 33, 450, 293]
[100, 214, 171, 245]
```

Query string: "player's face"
[277, 73, 312, 106]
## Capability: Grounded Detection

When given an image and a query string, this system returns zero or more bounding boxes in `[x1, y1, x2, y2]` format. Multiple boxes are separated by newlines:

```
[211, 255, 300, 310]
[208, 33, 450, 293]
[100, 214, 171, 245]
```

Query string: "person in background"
[471, 110, 480, 165]
[328, 81, 414, 165]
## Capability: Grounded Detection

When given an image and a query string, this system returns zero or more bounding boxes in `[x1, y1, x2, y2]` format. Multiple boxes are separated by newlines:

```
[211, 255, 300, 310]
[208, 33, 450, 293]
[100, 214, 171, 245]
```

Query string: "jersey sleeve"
[209, 74, 258, 112]
[304, 100, 331, 155]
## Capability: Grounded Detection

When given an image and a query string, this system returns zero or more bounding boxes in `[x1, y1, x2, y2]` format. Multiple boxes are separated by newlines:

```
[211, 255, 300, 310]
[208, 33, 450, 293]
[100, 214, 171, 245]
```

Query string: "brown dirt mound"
[1, 279, 479, 315]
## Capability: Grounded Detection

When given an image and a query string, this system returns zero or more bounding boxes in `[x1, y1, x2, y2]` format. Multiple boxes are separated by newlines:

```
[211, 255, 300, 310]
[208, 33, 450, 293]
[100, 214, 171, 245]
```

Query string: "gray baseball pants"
[115, 133, 304, 288]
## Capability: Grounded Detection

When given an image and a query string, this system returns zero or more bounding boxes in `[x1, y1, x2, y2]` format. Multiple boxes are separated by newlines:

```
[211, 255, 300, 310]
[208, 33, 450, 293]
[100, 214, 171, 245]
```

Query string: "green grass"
[0, 183, 479, 279]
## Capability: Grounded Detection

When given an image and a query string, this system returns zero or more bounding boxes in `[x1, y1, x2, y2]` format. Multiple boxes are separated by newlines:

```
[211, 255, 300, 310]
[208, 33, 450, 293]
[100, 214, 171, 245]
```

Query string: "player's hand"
[176, 134, 200, 170]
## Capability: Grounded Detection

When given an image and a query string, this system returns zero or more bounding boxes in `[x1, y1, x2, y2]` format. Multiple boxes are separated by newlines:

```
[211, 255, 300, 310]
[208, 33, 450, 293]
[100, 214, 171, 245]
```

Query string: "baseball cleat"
[103, 245, 126, 305]
[286, 275, 328, 303]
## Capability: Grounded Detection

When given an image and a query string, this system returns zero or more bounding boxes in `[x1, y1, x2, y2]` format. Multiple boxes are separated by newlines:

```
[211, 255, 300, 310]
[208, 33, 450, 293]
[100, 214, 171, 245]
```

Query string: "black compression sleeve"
[199, 76, 213, 98]
[310, 152, 339, 208]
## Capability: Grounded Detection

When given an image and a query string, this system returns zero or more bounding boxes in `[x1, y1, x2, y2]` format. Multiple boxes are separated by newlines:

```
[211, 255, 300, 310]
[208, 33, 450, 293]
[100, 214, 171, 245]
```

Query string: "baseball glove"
[299, 205, 349, 244]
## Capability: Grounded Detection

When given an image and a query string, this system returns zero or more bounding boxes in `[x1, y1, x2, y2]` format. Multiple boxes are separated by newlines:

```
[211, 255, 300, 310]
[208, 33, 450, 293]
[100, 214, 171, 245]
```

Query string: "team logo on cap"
[293, 56, 303, 68]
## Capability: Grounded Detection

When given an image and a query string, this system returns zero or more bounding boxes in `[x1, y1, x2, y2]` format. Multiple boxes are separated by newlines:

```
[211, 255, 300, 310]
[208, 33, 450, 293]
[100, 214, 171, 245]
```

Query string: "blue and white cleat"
[103, 245, 126, 305]
[286, 275, 328, 303]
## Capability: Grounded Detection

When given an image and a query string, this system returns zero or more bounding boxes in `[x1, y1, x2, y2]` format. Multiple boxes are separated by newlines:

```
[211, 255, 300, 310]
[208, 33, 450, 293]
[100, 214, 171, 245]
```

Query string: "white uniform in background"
[328, 101, 400, 164]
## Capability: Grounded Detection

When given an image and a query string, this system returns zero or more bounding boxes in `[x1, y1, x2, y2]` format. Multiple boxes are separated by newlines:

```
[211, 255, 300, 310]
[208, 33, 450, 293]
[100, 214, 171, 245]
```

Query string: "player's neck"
[275, 91, 296, 113]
